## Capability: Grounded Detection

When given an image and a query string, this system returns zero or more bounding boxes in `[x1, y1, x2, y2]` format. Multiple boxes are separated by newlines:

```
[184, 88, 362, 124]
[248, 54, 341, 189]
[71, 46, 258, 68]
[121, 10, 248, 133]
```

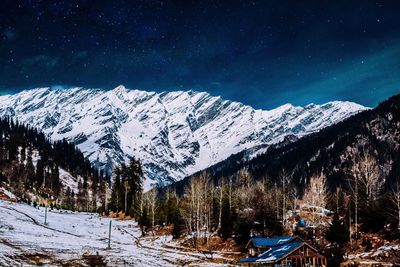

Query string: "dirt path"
[115, 226, 203, 265]
[119, 226, 233, 265]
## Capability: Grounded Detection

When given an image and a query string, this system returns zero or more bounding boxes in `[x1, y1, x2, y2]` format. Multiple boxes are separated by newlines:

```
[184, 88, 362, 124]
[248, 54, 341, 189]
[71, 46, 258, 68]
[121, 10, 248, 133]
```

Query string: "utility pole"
[44, 206, 48, 225]
[108, 220, 112, 249]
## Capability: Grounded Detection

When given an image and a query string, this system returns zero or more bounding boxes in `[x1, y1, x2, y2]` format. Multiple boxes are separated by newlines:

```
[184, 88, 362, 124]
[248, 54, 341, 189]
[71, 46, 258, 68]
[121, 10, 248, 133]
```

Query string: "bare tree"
[390, 182, 400, 229]
[104, 182, 111, 213]
[228, 176, 233, 213]
[291, 187, 300, 217]
[354, 151, 382, 203]
[334, 187, 341, 214]
[274, 182, 280, 221]
[279, 169, 292, 227]
[180, 172, 212, 246]
[217, 181, 223, 231]
[239, 168, 252, 189]
[302, 173, 327, 227]
[138, 191, 144, 218]
[180, 195, 194, 245]
[164, 187, 174, 224]
[146, 188, 157, 228]
[349, 151, 381, 236]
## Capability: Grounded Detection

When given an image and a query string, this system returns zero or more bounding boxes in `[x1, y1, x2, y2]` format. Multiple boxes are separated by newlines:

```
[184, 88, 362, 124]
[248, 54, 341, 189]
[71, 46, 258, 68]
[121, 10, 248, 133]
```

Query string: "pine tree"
[325, 213, 349, 266]
[111, 172, 122, 212]
[126, 158, 144, 216]
[51, 165, 61, 195]
[36, 159, 45, 187]
[110, 158, 144, 216]
[25, 146, 35, 189]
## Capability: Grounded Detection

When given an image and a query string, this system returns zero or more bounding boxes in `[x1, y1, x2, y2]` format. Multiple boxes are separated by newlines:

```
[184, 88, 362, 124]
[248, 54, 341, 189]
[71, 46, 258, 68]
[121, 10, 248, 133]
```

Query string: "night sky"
[1, 0, 400, 109]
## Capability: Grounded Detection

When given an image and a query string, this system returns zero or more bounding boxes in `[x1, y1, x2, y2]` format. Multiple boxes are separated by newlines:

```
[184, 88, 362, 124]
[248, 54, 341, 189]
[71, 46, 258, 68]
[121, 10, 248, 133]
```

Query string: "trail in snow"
[1, 205, 82, 237]
[0, 200, 229, 266]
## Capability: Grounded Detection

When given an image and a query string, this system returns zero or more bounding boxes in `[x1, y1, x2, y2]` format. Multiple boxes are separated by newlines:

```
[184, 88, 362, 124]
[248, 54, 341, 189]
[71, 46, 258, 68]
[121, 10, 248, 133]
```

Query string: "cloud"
[24, 55, 59, 68]
[73, 51, 88, 61]
[271, 44, 400, 107]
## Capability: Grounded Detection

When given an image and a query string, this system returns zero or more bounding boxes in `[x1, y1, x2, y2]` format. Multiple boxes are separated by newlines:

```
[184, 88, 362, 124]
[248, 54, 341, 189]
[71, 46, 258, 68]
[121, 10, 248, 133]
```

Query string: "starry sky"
[1, 0, 400, 109]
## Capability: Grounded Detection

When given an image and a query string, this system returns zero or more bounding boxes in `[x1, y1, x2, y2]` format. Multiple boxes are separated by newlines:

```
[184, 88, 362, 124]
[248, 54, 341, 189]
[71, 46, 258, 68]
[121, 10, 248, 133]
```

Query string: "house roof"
[239, 256, 259, 263]
[248, 236, 297, 248]
[239, 241, 304, 263]
[256, 242, 304, 262]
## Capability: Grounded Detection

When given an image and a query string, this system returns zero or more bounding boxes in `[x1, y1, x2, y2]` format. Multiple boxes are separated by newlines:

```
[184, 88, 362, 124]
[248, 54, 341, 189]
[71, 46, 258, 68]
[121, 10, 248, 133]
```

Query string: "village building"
[245, 236, 303, 257]
[239, 236, 327, 267]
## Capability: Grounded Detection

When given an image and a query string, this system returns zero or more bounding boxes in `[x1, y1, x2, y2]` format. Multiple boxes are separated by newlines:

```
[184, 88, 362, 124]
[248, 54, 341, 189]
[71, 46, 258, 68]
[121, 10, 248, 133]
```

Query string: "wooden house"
[245, 236, 303, 257]
[239, 236, 327, 267]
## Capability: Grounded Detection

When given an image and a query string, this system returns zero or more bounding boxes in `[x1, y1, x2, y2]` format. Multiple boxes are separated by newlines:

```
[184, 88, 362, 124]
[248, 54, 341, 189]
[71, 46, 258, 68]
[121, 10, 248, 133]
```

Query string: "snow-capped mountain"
[0, 86, 367, 188]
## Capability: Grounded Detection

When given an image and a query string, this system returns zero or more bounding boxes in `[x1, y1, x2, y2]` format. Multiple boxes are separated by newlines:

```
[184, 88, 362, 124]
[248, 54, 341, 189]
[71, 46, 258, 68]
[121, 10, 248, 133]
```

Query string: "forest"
[0, 116, 149, 221]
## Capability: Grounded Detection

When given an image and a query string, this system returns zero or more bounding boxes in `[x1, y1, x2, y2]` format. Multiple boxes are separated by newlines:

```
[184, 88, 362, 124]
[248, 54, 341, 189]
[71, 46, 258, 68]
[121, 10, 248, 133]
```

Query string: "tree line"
[0, 117, 105, 209]
[137, 149, 400, 266]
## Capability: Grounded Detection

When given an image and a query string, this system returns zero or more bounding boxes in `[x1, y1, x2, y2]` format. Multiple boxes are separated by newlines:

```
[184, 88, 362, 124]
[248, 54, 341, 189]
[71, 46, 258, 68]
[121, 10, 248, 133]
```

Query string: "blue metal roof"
[238, 257, 258, 263]
[251, 236, 296, 247]
[257, 242, 304, 262]
[239, 241, 304, 263]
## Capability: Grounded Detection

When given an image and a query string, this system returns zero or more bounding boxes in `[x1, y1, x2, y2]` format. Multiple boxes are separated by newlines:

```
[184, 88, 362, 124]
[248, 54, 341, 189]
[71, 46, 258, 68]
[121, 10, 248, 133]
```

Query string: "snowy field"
[0, 200, 231, 266]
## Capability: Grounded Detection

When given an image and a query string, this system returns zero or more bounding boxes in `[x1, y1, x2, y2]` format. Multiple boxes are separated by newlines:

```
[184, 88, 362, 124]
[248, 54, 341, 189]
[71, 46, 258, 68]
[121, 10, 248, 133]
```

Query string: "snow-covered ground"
[348, 244, 400, 260]
[0, 200, 231, 266]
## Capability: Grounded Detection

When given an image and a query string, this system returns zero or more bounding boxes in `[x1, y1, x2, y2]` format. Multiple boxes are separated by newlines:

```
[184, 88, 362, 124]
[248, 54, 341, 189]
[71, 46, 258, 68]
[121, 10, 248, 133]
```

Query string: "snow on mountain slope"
[0, 86, 367, 187]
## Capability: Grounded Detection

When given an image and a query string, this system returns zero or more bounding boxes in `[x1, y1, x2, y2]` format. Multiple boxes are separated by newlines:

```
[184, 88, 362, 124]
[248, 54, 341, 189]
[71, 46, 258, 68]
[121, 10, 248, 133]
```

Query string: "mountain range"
[175, 93, 400, 199]
[0, 86, 366, 187]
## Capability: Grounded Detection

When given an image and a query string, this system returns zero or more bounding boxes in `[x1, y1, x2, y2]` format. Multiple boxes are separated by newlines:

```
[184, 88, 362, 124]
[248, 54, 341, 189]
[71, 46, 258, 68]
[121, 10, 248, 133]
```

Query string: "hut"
[245, 236, 302, 257]
[239, 236, 327, 266]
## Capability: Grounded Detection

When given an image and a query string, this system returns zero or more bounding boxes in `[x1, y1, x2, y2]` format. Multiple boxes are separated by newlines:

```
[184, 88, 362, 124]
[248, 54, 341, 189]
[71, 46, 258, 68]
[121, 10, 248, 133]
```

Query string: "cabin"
[239, 236, 327, 267]
[245, 236, 303, 257]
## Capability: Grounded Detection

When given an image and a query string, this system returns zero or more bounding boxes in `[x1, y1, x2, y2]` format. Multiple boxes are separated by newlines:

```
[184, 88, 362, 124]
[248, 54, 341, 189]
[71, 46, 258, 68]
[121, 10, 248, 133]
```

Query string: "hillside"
[0, 86, 366, 188]
[175, 93, 400, 195]
[0, 117, 108, 210]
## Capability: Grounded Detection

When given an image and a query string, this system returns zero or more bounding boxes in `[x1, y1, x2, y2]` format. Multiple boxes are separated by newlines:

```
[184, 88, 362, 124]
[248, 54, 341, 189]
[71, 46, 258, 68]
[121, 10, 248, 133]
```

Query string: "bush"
[362, 238, 372, 252]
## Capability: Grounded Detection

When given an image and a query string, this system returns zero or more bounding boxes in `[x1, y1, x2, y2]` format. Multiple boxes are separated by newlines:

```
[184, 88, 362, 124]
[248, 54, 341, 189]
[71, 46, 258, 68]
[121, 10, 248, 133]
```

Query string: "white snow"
[59, 168, 80, 194]
[0, 187, 16, 201]
[0, 200, 229, 266]
[0, 86, 368, 188]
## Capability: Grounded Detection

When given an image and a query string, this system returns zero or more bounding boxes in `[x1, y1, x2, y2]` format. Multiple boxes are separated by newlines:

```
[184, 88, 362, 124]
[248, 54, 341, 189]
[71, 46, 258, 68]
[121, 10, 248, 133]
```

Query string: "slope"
[175, 93, 400, 197]
[0, 86, 366, 187]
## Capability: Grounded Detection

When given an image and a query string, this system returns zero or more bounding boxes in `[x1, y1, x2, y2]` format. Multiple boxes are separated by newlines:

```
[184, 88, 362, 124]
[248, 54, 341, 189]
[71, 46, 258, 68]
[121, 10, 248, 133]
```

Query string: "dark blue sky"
[1, 0, 400, 108]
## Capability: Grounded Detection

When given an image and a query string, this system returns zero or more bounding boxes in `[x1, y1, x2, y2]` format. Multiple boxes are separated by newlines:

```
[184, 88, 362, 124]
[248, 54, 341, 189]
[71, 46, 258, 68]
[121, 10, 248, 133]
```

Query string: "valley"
[2, 1, 400, 266]
[1, 91, 400, 266]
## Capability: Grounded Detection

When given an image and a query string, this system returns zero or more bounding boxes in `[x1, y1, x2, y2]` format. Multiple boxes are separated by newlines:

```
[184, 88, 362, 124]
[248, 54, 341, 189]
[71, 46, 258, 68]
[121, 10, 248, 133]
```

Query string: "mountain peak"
[112, 84, 128, 93]
[0, 87, 367, 188]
